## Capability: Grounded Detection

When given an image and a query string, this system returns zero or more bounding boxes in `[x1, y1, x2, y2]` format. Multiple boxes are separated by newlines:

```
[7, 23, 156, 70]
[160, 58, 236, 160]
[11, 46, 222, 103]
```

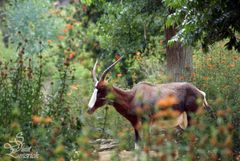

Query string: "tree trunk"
[165, 26, 193, 81]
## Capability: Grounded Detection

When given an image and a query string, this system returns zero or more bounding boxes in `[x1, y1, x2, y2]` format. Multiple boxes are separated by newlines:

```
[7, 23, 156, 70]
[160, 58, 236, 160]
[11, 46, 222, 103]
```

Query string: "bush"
[0, 46, 95, 160]
[6, 0, 63, 54]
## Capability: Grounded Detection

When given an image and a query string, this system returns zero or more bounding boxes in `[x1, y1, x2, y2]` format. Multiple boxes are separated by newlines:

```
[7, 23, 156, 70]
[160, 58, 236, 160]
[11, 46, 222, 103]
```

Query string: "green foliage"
[0, 45, 94, 160]
[0, 33, 15, 61]
[186, 43, 239, 160]
[94, 0, 167, 85]
[6, 0, 63, 54]
[164, 0, 240, 51]
[97, 0, 164, 54]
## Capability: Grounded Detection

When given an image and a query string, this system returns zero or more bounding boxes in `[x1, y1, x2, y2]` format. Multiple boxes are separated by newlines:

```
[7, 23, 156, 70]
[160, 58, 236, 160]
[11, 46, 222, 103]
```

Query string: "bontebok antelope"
[87, 57, 213, 150]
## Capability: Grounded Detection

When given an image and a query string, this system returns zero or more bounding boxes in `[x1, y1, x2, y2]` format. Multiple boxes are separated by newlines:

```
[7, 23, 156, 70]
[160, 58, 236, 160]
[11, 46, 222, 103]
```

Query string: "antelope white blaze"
[88, 82, 99, 109]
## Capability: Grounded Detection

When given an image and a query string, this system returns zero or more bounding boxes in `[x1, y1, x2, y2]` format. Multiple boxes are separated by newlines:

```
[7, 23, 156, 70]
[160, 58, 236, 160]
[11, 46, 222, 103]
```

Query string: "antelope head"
[87, 57, 123, 114]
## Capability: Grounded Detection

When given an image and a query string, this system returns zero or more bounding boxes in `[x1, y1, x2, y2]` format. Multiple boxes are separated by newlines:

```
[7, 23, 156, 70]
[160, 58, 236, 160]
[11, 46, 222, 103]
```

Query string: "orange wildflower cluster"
[228, 63, 235, 68]
[207, 63, 215, 69]
[191, 72, 196, 78]
[47, 39, 53, 43]
[117, 73, 123, 77]
[156, 94, 179, 108]
[220, 60, 226, 64]
[64, 48, 76, 61]
[203, 76, 209, 81]
[135, 107, 143, 115]
[206, 56, 212, 61]
[57, 35, 65, 40]
[179, 76, 185, 81]
[32, 115, 53, 124]
[153, 109, 180, 119]
[67, 85, 79, 96]
[57, 157, 65, 161]
[233, 55, 239, 61]
[70, 84, 79, 90]
[66, 24, 73, 30]
[69, 52, 75, 60]
[63, 24, 74, 33]
[159, 40, 163, 45]
[153, 95, 182, 121]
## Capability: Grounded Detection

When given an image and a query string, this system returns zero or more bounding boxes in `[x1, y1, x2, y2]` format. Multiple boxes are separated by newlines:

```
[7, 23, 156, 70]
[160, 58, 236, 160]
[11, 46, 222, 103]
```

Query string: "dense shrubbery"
[6, 0, 63, 54]
[0, 47, 91, 160]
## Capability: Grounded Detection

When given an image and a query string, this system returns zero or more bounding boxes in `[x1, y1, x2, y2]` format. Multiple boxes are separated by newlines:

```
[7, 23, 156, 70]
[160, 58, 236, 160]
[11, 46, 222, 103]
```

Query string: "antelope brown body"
[87, 57, 212, 149]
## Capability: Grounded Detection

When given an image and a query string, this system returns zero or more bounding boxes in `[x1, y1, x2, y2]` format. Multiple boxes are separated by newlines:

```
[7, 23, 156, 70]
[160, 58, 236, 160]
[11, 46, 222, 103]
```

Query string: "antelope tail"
[199, 90, 216, 119]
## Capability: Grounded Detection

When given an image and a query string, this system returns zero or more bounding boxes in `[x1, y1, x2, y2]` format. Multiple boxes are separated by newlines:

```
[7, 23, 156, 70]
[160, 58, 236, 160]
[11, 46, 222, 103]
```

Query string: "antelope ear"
[177, 112, 188, 129]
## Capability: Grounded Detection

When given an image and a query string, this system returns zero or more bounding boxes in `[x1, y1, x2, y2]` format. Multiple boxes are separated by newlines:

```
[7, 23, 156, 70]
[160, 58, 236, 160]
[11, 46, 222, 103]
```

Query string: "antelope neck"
[110, 86, 134, 112]
[109, 86, 139, 128]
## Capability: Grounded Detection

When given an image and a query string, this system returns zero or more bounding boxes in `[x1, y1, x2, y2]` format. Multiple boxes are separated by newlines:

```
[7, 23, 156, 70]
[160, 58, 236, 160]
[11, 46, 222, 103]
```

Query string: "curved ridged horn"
[100, 56, 124, 81]
[92, 60, 98, 83]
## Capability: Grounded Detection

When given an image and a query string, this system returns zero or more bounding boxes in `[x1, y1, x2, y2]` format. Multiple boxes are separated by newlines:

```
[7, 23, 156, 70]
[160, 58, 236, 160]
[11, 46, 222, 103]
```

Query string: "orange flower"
[191, 73, 197, 79]
[65, 24, 73, 30]
[224, 136, 232, 147]
[32, 115, 42, 124]
[180, 76, 185, 80]
[57, 156, 65, 161]
[135, 51, 141, 56]
[153, 109, 180, 119]
[63, 24, 74, 33]
[44, 116, 53, 124]
[157, 99, 169, 107]
[69, 52, 75, 59]
[210, 137, 217, 146]
[57, 35, 65, 40]
[117, 73, 122, 77]
[217, 110, 225, 117]
[135, 108, 143, 115]
[228, 64, 235, 68]
[203, 76, 209, 80]
[70, 84, 78, 90]
[160, 40, 163, 45]
[47, 39, 53, 43]
[63, 29, 68, 33]
[207, 64, 214, 69]
[233, 55, 239, 61]
[220, 60, 226, 64]
[206, 56, 212, 61]
[156, 95, 178, 108]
